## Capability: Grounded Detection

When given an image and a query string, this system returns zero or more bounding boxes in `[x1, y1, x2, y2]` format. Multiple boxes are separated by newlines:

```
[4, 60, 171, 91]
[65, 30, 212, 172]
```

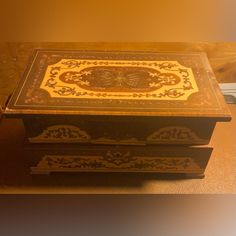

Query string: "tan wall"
[0, 0, 236, 41]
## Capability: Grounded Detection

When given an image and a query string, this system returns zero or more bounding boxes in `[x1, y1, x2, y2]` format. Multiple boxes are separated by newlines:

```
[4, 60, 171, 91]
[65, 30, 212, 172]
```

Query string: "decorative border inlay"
[29, 125, 206, 144]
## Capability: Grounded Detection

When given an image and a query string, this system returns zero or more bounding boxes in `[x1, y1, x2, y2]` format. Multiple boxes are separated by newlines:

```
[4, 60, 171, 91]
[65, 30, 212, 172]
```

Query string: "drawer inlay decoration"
[31, 151, 201, 173]
[29, 125, 90, 143]
[29, 125, 206, 144]
[147, 126, 205, 143]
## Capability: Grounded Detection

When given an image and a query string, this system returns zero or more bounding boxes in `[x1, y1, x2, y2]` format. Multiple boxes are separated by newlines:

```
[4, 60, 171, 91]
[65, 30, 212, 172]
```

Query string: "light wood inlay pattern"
[1, 42, 236, 115]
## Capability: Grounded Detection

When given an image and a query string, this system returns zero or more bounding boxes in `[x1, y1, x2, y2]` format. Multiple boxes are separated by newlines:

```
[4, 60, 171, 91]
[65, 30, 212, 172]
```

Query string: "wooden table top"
[0, 42, 235, 193]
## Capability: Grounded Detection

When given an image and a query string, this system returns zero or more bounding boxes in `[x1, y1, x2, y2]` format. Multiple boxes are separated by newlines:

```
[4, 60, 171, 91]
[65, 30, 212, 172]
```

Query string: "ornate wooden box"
[5, 49, 231, 146]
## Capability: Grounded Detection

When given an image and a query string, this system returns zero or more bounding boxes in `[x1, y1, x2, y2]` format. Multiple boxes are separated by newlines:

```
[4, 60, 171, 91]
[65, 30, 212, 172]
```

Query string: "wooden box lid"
[5, 49, 231, 121]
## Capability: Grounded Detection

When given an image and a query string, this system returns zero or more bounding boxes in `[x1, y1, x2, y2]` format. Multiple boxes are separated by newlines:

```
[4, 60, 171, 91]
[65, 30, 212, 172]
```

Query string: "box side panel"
[23, 116, 216, 145]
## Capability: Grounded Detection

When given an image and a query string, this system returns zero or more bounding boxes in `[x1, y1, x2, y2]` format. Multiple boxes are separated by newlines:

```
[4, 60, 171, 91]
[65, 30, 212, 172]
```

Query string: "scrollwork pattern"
[29, 125, 90, 143]
[34, 153, 200, 172]
[147, 126, 205, 143]
[40, 59, 198, 100]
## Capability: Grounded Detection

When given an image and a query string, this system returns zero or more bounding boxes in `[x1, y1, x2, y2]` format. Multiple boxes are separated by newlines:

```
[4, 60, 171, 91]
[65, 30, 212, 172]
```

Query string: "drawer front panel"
[25, 145, 212, 174]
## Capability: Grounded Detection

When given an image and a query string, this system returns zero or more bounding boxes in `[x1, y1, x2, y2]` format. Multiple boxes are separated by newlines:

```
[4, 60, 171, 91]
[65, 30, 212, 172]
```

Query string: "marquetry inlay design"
[30, 151, 202, 174]
[29, 125, 90, 143]
[40, 59, 198, 100]
[29, 125, 206, 144]
[147, 126, 206, 144]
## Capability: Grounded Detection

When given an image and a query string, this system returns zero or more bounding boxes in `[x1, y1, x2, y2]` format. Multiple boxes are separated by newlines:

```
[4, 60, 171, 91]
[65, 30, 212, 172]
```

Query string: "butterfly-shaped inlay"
[59, 66, 181, 92]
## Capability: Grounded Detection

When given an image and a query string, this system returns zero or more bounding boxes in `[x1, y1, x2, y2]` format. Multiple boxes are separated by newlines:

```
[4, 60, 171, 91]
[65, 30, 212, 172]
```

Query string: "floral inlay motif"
[32, 152, 201, 173]
[29, 125, 90, 143]
[40, 59, 198, 100]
